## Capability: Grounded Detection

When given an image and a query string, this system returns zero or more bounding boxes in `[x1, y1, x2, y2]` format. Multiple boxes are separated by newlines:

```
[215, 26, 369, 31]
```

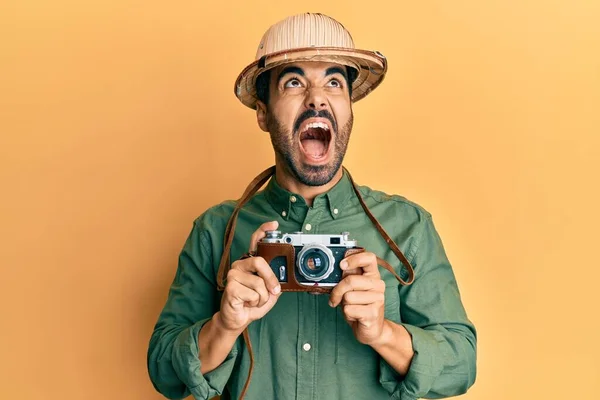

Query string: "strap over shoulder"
[216, 166, 415, 289]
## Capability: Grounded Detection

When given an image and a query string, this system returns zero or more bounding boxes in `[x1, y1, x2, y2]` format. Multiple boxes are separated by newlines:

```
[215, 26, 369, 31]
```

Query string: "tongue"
[302, 139, 327, 157]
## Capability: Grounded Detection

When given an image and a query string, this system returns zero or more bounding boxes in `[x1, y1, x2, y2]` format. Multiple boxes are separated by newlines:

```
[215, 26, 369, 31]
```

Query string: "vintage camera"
[256, 230, 362, 292]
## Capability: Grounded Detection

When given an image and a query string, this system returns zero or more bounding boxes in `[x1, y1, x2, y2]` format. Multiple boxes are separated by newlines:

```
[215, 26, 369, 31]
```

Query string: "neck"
[274, 160, 343, 207]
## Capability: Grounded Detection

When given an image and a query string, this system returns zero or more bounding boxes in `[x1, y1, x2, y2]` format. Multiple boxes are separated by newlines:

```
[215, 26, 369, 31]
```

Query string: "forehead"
[271, 61, 347, 80]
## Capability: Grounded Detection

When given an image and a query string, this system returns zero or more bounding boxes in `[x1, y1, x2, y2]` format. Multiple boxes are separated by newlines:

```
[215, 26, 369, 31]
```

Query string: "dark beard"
[266, 109, 353, 187]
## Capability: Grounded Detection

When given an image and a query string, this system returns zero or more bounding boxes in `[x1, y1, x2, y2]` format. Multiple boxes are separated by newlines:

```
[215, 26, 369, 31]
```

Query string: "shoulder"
[191, 200, 237, 231]
[355, 182, 432, 223]
[190, 190, 267, 233]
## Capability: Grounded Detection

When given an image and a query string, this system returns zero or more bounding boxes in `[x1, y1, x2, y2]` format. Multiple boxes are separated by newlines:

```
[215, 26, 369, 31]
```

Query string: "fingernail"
[340, 260, 348, 269]
[273, 285, 281, 294]
[328, 300, 334, 307]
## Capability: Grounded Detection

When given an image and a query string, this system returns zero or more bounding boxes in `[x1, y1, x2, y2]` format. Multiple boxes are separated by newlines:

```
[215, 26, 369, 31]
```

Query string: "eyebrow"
[276, 66, 349, 83]
[277, 66, 305, 83]
[325, 66, 348, 81]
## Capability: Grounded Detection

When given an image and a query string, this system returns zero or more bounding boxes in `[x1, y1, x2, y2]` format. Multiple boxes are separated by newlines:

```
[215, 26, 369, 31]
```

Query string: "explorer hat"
[234, 13, 387, 109]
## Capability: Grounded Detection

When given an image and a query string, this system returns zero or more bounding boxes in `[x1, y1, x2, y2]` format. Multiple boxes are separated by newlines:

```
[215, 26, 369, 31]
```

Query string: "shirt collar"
[264, 169, 354, 221]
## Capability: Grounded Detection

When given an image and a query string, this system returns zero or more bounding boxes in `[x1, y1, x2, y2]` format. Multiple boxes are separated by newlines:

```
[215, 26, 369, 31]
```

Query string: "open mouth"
[299, 121, 332, 161]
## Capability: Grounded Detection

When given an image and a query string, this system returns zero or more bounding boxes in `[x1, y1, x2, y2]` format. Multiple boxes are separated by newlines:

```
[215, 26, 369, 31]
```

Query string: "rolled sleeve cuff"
[379, 324, 444, 400]
[171, 318, 238, 400]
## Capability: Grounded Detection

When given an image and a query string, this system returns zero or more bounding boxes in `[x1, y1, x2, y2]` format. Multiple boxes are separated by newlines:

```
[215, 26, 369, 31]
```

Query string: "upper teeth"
[304, 122, 329, 131]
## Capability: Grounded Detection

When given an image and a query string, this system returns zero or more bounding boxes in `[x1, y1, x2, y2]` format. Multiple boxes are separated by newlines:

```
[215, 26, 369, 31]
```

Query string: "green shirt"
[147, 170, 477, 400]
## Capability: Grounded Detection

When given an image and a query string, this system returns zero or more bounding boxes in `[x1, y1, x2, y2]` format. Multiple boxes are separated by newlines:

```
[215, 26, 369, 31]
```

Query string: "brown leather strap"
[216, 166, 415, 288]
[344, 248, 410, 284]
[240, 328, 254, 399]
[377, 257, 411, 285]
[217, 167, 273, 400]
[216, 166, 275, 291]
[343, 167, 415, 285]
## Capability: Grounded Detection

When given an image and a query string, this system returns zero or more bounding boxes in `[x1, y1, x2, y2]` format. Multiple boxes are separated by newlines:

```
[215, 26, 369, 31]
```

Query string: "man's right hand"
[215, 220, 282, 333]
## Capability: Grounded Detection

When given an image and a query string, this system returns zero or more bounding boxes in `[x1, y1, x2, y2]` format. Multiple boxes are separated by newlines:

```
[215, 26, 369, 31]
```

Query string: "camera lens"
[302, 250, 328, 275]
[297, 244, 335, 282]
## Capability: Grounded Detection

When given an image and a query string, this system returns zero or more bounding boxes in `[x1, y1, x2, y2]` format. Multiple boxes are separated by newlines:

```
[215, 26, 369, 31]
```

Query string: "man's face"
[257, 61, 354, 187]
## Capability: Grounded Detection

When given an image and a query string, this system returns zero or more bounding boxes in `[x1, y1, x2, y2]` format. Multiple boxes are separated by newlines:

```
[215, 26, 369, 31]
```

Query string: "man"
[148, 13, 476, 400]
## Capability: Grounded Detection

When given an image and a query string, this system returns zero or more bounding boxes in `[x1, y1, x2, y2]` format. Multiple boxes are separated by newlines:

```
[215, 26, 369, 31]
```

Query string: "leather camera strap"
[214, 166, 415, 399]
[216, 166, 276, 291]
[344, 169, 415, 286]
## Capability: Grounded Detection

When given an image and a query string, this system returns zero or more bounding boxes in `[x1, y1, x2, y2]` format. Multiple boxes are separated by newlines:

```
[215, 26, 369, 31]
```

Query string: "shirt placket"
[295, 205, 323, 400]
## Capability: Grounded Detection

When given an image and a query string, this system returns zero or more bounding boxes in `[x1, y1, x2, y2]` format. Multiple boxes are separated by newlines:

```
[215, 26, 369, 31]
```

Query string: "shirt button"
[302, 343, 311, 351]
[282, 211, 287, 217]
[305, 223, 312, 231]
[333, 208, 339, 215]
[290, 196, 297, 203]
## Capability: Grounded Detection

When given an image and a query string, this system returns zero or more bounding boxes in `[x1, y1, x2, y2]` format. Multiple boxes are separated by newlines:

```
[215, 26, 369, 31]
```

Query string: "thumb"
[249, 220, 279, 252]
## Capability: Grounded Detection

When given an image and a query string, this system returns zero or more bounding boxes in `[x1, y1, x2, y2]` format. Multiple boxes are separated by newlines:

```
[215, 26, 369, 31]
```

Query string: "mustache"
[293, 109, 337, 135]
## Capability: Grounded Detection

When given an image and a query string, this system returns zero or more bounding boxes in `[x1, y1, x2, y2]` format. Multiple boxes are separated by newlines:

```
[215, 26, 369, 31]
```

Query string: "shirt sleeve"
[379, 214, 477, 399]
[147, 219, 239, 400]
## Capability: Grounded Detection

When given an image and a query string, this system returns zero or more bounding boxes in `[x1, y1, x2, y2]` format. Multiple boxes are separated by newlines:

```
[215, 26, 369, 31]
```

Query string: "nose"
[304, 87, 328, 111]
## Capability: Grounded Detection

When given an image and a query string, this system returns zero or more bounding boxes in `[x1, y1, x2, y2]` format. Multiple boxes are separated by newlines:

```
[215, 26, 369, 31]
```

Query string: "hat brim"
[234, 47, 387, 109]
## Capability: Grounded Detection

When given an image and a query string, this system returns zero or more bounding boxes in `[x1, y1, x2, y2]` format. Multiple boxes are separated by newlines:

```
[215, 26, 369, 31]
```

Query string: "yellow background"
[1, 1, 599, 399]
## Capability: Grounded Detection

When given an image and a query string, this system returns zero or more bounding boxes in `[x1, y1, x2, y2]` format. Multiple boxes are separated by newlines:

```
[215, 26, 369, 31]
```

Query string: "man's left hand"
[329, 251, 386, 346]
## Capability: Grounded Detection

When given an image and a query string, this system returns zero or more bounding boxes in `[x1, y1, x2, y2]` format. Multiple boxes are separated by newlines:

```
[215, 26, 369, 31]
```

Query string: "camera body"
[256, 230, 362, 292]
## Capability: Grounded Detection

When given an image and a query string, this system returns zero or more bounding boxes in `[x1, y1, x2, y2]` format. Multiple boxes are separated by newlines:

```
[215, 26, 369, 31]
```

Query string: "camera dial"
[262, 230, 282, 243]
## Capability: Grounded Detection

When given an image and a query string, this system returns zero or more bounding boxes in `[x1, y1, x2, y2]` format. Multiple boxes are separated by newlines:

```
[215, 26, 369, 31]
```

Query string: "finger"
[341, 267, 362, 280]
[329, 275, 384, 307]
[225, 280, 261, 308]
[227, 269, 271, 307]
[340, 252, 380, 278]
[232, 256, 281, 295]
[249, 220, 279, 252]
[253, 290, 282, 312]
[342, 290, 384, 306]
[342, 304, 380, 326]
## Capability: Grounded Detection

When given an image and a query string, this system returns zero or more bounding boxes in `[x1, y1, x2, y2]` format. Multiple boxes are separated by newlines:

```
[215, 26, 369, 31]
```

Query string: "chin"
[294, 162, 339, 187]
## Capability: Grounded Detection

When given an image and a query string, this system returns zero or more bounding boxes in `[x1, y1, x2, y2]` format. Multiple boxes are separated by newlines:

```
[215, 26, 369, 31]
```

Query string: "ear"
[256, 101, 269, 132]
